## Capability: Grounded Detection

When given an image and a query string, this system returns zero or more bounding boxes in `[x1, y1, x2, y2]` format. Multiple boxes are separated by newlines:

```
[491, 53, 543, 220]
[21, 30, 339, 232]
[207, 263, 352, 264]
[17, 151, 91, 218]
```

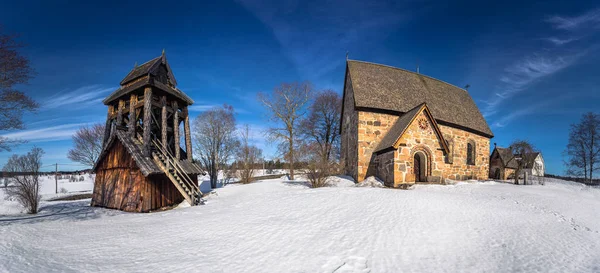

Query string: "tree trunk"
[514, 165, 521, 185]
[590, 134, 594, 184]
[289, 137, 294, 180]
[210, 161, 217, 189]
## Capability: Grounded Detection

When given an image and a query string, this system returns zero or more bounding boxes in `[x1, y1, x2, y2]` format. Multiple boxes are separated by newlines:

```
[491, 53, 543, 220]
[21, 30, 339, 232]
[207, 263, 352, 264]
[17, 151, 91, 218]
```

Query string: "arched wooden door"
[494, 168, 501, 180]
[414, 153, 426, 182]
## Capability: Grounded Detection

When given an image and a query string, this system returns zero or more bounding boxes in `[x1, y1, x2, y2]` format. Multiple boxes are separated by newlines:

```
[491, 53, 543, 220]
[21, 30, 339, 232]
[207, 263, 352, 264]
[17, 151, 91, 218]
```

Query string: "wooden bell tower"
[102, 50, 193, 160]
[92, 51, 203, 212]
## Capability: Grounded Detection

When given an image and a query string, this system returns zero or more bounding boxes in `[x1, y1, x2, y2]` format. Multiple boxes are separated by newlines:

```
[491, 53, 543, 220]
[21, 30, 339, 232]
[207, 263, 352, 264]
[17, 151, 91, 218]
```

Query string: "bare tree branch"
[258, 82, 313, 180]
[3, 147, 44, 214]
[193, 105, 239, 188]
[0, 27, 38, 152]
[236, 124, 262, 184]
[300, 89, 341, 163]
[564, 112, 600, 184]
[67, 124, 105, 167]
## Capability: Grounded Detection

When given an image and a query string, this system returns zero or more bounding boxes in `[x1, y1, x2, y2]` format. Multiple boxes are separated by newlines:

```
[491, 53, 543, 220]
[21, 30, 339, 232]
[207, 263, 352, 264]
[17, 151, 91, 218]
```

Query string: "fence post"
[55, 163, 58, 194]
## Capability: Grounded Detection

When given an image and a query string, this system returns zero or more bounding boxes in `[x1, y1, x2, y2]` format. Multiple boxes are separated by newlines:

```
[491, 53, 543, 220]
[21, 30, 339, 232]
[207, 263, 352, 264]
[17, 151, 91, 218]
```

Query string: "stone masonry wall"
[393, 110, 446, 184]
[438, 125, 490, 181]
[375, 150, 395, 187]
[355, 109, 490, 185]
[357, 111, 399, 181]
[341, 72, 359, 181]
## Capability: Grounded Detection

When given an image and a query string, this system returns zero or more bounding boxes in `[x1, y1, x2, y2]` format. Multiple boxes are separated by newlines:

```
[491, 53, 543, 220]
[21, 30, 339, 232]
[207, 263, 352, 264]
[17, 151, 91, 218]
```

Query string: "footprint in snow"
[321, 256, 370, 273]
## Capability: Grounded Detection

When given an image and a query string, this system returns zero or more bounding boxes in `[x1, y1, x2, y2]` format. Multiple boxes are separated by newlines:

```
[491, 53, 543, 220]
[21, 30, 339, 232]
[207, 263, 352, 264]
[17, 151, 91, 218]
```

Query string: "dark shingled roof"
[495, 147, 518, 169]
[347, 60, 493, 138]
[93, 129, 162, 176]
[93, 129, 203, 176]
[522, 152, 541, 169]
[120, 53, 178, 87]
[375, 103, 425, 153]
[103, 76, 194, 105]
[120, 56, 161, 85]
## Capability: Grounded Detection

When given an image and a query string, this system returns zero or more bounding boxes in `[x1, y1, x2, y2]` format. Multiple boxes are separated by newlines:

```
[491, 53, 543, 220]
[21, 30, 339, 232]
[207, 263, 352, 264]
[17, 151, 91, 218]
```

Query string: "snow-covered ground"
[1, 177, 600, 272]
[0, 175, 95, 215]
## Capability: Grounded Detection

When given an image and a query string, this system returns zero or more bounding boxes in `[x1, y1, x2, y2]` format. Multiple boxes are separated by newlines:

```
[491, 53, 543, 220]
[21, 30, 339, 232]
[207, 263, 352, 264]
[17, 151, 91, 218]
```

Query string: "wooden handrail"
[151, 138, 201, 194]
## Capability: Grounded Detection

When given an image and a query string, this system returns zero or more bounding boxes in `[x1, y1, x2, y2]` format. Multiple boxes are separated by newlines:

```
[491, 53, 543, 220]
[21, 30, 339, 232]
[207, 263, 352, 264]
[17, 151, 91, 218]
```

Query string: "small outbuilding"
[489, 145, 544, 180]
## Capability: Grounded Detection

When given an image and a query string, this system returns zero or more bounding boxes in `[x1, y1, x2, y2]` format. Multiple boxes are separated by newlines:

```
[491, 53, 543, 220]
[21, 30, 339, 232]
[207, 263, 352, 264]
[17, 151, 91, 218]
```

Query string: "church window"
[466, 140, 476, 165]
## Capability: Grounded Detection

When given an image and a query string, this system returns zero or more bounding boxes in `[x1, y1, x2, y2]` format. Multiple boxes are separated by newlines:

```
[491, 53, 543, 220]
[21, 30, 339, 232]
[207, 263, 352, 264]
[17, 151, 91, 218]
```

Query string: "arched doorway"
[494, 168, 501, 180]
[414, 152, 427, 182]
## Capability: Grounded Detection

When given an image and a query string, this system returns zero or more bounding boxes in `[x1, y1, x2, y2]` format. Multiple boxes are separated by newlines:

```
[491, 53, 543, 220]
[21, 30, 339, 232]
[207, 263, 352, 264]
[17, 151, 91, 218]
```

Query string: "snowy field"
[0, 175, 95, 215]
[1, 177, 600, 272]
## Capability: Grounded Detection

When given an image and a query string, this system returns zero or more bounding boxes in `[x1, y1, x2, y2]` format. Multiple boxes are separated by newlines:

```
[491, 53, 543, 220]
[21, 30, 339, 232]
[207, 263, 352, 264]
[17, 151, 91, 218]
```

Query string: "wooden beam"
[152, 101, 174, 113]
[116, 99, 125, 126]
[183, 106, 193, 160]
[161, 96, 168, 149]
[173, 100, 180, 160]
[128, 94, 138, 137]
[143, 87, 153, 156]
[103, 105, 114, 147]
[109, 100, 174, 119]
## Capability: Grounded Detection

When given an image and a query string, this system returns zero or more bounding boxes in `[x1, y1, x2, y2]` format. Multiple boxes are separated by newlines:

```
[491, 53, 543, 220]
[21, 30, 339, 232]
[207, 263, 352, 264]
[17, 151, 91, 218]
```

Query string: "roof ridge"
[347, 59, 469, 93]
[137, 55, 162, 67]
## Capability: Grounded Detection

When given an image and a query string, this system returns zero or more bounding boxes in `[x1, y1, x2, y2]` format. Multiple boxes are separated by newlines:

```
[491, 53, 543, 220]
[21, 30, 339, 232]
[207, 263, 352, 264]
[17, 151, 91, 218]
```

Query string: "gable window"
[466, 141, 476, 165]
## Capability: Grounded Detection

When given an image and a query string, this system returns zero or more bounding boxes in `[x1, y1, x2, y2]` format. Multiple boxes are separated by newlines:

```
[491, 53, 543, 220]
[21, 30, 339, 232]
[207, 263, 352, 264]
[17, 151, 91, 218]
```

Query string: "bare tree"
[300, 90, 342, 162]
[3, 147, 44, 214]
[508, 140, 536, 185]
[0, 28, 39, 151]
[258, 82, 313, 180]
[193, 105, 239, 189]
[67, 123, 105, 167]
[564, 112, 600, 184]
[304, 143, 332, 188]
[236, 124, 263, 184]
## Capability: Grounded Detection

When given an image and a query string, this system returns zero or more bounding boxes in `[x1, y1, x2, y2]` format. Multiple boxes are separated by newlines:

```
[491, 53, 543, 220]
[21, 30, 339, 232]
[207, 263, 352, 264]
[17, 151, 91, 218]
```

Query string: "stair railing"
[150, 138, 202, 196]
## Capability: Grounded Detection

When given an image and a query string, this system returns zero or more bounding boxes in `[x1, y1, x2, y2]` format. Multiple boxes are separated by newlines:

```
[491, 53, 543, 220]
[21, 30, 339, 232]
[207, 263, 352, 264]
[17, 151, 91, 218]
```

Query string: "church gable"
[375, 103, 448, 154]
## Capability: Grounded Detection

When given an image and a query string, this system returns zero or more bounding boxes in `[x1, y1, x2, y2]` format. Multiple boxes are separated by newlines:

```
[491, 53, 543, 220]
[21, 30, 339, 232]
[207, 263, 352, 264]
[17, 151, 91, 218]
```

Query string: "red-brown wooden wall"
[91, 140, 192, 212]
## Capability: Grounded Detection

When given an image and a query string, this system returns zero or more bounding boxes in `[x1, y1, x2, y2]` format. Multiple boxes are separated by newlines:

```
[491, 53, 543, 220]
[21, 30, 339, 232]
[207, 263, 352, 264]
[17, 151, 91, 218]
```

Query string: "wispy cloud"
[0, 123, 93, 142]
[491, 98, 562, 128]
[546, 8, 600, 30]
[42, 85, 115, 110]
[238, 0, 415, 80]
[544, 36, 578, 46]
[237, 123, 276, 158]
[482, 53, 582, 117]
[481, 8, 599, 120]
[188, 103, 250, 114]
[188, 104, 221, 112]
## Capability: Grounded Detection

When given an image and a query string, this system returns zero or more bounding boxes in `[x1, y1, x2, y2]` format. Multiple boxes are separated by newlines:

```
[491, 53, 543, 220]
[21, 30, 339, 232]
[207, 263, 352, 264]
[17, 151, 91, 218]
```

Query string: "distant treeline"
[0, 169, 92, 178]
[545, 174, 600, 185]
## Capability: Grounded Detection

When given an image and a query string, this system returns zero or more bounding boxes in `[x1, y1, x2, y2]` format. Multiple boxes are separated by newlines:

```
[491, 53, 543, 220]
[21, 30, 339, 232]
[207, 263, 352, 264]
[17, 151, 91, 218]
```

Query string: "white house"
[522, 152, 545, 177]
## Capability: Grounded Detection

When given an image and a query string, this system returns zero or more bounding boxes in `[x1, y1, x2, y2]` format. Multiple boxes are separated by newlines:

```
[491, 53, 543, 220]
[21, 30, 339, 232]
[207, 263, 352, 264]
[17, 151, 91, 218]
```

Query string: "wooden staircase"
[151, 139, 203, 206]
[135, 134, 203, 206]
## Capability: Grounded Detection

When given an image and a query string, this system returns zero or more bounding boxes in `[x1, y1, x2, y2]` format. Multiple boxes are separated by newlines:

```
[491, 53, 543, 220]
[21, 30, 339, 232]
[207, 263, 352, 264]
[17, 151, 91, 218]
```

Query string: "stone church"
[340, 60, 494, 187]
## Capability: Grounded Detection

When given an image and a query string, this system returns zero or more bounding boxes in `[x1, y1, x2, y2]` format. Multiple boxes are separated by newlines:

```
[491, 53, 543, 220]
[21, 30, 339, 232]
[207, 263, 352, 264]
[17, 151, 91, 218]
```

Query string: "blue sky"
[1, 0, 599, 174]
